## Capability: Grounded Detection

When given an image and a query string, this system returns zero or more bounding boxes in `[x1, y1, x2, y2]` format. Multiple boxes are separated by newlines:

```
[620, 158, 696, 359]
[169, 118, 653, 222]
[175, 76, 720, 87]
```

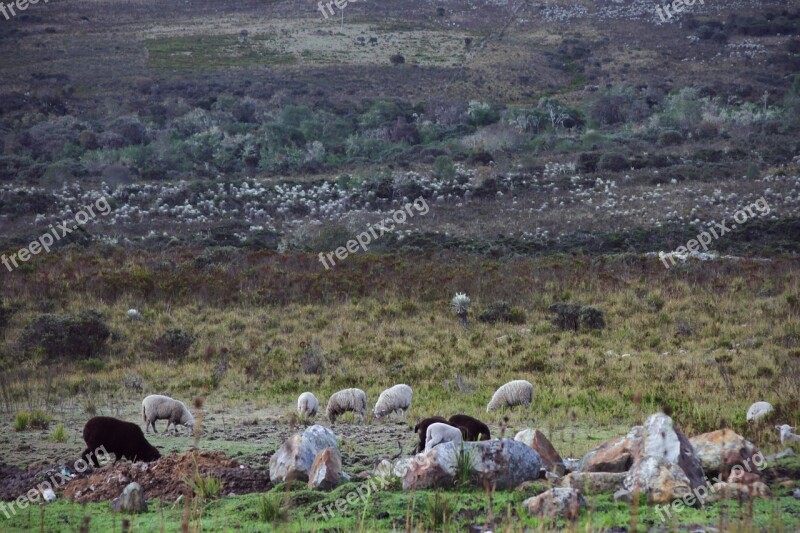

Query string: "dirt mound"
[0, 463, 41, 501]
[63, 451, 271, 503]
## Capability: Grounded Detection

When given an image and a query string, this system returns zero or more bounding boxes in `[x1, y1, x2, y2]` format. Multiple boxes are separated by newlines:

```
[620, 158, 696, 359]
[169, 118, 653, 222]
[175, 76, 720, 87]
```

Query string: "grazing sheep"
[425, 422, 463, 452]
[297, 392, 319, 418]
[448, 414, 491, 441]
[326, 388, 367, 424]
[142, 394, 194, 435]
[413, 416, 448, 453]
[776, 424, 800, 447]
[81, 416, 160, 466]
[374, 384, 413, 419]
[746, 401, 774, 422]
[486, 379, 534, 412]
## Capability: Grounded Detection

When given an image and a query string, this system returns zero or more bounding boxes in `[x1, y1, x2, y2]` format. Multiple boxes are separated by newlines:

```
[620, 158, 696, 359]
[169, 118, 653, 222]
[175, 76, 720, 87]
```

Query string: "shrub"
[18, 311, 110, 361]
[467, 101, 501, 127]
[13, 411, 30, 431]
[477, 301, 527, 324]
[258, 493, 287, 523]
[390, 54, 405, 65]
[50, 423, 68, 443]
[597, 153, 628, 171]
[577, 152, 600, 172]
[658, 130, 684, 146]
[300, 343, 326, 375]
[549, 303, 605, 330]
[152, 328, 195, 360]
[432, 156, 456, 180]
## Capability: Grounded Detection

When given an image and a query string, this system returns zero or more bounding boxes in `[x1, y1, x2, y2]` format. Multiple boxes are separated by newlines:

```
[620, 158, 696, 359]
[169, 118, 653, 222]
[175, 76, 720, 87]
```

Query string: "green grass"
[145, 34, 295, 69]
[3, 486, 797, 532]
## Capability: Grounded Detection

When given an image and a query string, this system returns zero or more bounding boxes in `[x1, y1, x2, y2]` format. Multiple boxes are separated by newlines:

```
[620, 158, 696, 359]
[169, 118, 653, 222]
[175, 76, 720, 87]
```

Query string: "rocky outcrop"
[515, 429, 565, 475]
[523, 488, 586, 519]
[269, 425, 339, 483]
[308, 447, 342, 490]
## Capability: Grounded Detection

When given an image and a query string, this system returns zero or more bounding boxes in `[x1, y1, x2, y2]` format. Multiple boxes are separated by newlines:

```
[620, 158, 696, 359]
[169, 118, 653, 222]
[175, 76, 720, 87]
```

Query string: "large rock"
[402, 444, 457, 490]
[270, 425, 338, 483]
[624, 413, 706, 505]
[515, 429, 565, 475]
[109, 482, 147, 513]
[402, 439, 542, 490]
[580, 426, 642, 473]
[523, 488, 585, 519]
[559, 472, 626, 493]
[308, 447, 342, 490]
[689, 429, 761, 477]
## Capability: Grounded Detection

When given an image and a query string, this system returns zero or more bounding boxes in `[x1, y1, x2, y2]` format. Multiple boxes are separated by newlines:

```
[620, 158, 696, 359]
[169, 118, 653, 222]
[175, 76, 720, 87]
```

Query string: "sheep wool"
[297, 392, 319, 417]
[326, 388, 367, 424]
[425, 422, 463, 452]
[373, 384, 413, 419]
[776, 424, 800, 447]
[746, 401, 774, 422]
[142, 394, 195, 434]
[486, 379, 534, 412]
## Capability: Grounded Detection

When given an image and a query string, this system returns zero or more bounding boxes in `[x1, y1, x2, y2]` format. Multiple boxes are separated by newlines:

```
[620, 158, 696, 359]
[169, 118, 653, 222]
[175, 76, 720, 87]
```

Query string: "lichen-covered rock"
[515, 429, 565, 475]
[269, 425, 338, 483]
[524, 488, 585, 519]
[402, 439, 542, 490]
[109, 482, 147, 513]
[624, 413, 706, 505]
[689, 429, 761, 476]
[308, 447, 342, 490]
[580, 426, 642, 473]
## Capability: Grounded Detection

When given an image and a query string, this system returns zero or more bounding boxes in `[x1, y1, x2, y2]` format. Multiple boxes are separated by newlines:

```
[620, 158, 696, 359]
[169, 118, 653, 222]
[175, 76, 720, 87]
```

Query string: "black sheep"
[81, 416, 161, 466]
[448, 414, 491, 441]
[413, 416, 448, 453]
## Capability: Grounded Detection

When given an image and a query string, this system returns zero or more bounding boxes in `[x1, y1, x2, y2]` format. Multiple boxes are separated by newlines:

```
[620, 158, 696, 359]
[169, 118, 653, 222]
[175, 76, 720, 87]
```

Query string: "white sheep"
[142, 394, 194, 434]
[424, 422, 463, 452]
[746, 401, 774, 422]
[776, 424, 800, 447]
[373, 384, 412, 419]
[326, 388, 367, 424]
[487, 379, 534, 412]
[297, 392, 319, 418]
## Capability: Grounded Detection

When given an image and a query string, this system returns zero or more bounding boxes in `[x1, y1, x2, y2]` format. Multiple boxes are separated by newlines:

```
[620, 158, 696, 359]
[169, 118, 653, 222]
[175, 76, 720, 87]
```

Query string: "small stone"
[109, 482, 147, 513]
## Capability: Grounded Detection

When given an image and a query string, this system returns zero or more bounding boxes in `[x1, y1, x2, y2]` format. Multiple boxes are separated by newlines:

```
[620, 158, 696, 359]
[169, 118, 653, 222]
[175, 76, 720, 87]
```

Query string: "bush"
[18, 311, 110, 361]
[152, 328, 195, 360]
[577, 152, 600, 172]
[14, 409, 50, 431]
[50, 423, 68, 442]
[477, 301, 527, 324]
[467, 101, 501, 127]
[658, 130, 684, 146]
[390, 54, 405, 65]
[432, 156, 456, 180]
[597, 153, 628, 171]
[549, 303, 606, 331]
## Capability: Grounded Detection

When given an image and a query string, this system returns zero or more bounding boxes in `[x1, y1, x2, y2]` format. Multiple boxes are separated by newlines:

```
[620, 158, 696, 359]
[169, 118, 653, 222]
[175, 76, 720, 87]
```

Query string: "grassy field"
[1, 251, 799, 530]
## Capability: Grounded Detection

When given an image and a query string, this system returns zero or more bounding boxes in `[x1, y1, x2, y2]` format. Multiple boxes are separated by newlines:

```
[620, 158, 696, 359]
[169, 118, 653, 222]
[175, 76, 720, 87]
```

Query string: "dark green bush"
[597, 153, 628, 172]
[18, 311, 110, 361]
[477, 301, 527, 324]
[152, 328, 195, 360]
